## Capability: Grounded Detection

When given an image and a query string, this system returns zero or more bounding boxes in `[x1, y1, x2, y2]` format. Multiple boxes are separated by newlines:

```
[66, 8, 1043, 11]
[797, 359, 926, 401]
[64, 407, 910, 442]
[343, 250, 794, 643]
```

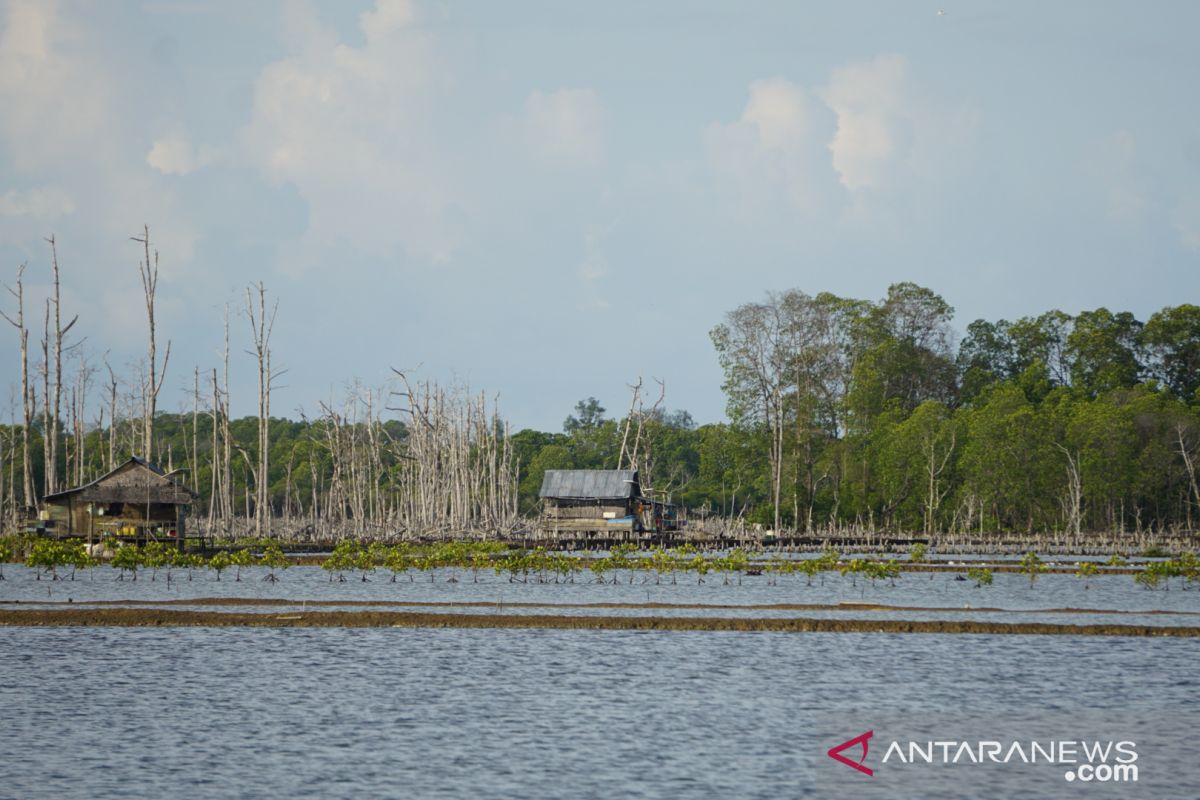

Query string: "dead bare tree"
[245, 282, 283, 537]
[39, 236, 79, 495]
[389, 371, 518, 538]
[617, 377, 642, 470]
[103, 357, 119, 472]
[1, 264, 34, 509]
[1177, 423, 1200, 530]
[132, 225, 170, 462]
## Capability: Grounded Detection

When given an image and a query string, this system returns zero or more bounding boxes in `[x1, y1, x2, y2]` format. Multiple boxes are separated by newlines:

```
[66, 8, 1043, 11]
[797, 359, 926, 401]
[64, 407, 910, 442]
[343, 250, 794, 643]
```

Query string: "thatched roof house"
[42, 457, 198, 546]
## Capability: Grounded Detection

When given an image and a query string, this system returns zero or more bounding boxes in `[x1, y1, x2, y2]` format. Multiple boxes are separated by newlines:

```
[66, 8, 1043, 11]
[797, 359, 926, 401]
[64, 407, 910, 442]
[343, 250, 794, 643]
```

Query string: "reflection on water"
[1, 626, 1197, 799]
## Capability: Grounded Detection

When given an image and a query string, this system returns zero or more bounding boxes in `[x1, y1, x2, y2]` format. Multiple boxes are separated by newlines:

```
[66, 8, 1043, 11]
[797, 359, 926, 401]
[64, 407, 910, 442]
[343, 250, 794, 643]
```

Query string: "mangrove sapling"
[797, 558, 820, 587]
[470, 550, 491, 583]
[1105, 554, 1128, 568]
[765, 556, 789, 586]
[208, 550, 232, 581]
[966, 567, 993, 587]
[420, 552, 439, 582]
[816, 549, 840, 586]
[353, 544, 377, 582]
[1174, 552, 1199, 590]
[726, 549, 749, 585]
[229, 548, 253, 581]
[323, 541, 356, 582]
[1020, 552, 1048, 588]
[369, 542, 390, 574]
[690, 552, 710, 584]
[872, 560, 901, 587]
[1075, 562, 1099, 590]
[384, 544, 413, 582]
[606, 543, 636, 584]
[174, 552, 204, 581]
[65, 543, 97, 582]
[1135, 562, 1168, 591]
[909, 543, 928, 563]
[0, 539, 11, 580]
[25, 539, 59, 580]
[112, 545, 143, 581]
[649, 547, 673, 585]
[259, 543, 289, 582]
[141, 541, 170, 582]
[839, 558, 865, 587]
[589, 555, 612, 584]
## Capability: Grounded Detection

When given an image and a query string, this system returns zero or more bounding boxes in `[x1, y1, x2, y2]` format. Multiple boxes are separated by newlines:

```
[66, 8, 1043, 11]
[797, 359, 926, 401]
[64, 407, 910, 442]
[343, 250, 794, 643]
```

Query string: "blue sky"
[1, 0, 1198, 431]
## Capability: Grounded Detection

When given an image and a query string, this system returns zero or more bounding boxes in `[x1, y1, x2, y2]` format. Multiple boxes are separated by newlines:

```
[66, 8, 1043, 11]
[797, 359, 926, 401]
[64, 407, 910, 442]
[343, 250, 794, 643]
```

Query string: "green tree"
[1067, 308, 1143, 397]
[1141, 304, 1200, 402]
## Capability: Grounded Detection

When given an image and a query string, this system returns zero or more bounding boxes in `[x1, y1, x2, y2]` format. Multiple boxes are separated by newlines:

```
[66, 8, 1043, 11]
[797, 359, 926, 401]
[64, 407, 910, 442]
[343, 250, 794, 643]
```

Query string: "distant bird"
[937, 9, 946, 15]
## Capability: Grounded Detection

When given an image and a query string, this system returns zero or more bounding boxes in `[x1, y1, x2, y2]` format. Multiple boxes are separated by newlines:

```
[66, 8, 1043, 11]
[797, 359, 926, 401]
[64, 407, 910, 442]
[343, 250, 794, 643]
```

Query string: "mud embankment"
[2, 607, 1198, 636]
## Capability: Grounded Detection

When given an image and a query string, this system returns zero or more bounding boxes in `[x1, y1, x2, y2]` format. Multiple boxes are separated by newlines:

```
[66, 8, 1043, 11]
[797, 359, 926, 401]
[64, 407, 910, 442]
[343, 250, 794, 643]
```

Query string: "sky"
[0, 0, 1198, 432]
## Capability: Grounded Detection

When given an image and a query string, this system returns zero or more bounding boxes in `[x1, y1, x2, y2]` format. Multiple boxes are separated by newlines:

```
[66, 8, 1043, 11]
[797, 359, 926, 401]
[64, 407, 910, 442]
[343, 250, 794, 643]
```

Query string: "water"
[1, 626, 1197, 799]
[3, 565, 1198, 622]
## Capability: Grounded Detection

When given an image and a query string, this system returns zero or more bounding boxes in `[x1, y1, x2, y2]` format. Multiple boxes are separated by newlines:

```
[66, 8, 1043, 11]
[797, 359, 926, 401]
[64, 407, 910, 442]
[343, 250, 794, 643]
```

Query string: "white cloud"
[704, 78, 821, 210]
[1173, 194, 1200, 253]
[146, 136, 217, 176]
[0, 1, 196, 299]
[818, 55, 911, 192]
[361, 0, 415, 41]
[523, 88, 605, 167]
[0, 185, 74, 217]
[0, 0, 111, 170]
[818, 54, 976, 197]
[241, 0, 459, 263]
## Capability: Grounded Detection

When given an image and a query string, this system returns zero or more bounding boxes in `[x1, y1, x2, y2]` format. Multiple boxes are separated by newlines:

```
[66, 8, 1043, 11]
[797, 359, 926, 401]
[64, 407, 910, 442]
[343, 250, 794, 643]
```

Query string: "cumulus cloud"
[0, 185, 74, 217]
[704, 78, 822, 210]
[361, 0, 415, 41]
[146, 136, 217, 175]
[0, 1, 196, 281]
[522, 88, 606, 167]
[705, 56, 976, 219]
[818, 54, 913, 192]
[0, 0, 111, 170]
[241, 0, 460, 263]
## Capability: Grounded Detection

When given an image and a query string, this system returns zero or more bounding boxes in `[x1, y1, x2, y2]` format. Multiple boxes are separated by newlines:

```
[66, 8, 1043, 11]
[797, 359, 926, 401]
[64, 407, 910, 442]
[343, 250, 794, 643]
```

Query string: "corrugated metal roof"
[539, 469, 640, 500]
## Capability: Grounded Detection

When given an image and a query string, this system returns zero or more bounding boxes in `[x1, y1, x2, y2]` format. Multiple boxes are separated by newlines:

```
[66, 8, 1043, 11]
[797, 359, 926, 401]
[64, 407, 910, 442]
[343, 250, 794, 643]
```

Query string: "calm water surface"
[2, 626, 1197, 799]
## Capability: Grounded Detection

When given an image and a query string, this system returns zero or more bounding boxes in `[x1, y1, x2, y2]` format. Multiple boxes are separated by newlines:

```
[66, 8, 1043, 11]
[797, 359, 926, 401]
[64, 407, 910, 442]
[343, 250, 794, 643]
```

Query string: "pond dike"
[2, 607, 1198, 636]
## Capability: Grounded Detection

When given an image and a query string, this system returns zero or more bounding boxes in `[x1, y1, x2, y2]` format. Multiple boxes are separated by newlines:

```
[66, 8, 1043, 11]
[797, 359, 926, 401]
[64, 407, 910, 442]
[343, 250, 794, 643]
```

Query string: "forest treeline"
[1, 230, 1198, 537]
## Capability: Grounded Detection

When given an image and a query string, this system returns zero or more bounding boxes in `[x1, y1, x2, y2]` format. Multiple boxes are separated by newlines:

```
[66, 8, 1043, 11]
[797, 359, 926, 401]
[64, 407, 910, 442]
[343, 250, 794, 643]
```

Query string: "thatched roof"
[539, 469, 640, 500]
[43, 457, 198, 505]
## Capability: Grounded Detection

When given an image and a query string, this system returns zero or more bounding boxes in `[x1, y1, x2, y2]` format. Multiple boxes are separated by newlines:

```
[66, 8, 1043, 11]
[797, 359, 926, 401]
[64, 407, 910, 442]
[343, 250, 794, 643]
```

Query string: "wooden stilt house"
[539, 469, 644, 539]
[41, 457, 199, 550]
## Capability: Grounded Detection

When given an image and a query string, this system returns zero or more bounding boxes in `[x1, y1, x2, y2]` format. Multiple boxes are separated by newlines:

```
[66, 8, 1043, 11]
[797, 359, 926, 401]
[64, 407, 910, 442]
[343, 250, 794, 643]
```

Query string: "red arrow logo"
[827, 730, 874, 776]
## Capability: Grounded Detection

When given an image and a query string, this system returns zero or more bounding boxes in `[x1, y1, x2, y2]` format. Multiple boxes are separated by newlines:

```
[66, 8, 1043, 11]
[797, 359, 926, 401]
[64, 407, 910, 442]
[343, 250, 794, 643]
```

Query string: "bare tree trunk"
[132, 225, 170, 461]
[40, 300, 50, 495]
[104, 360, 118, 471]
[1177, 424, 1200, 531]
[1, 264, 35, 509]
[222, 307, 233, 525]
[42, 235, 78, 495]
[245, 282, 281, 538]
